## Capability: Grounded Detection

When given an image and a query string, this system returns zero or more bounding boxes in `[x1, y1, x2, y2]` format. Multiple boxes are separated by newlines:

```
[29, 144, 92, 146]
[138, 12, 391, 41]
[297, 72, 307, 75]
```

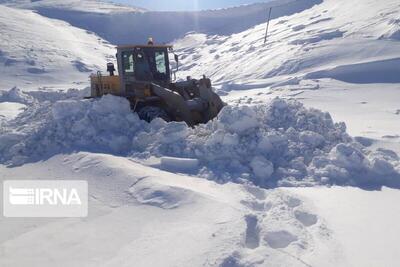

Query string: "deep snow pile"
[0, 88, 399, 188]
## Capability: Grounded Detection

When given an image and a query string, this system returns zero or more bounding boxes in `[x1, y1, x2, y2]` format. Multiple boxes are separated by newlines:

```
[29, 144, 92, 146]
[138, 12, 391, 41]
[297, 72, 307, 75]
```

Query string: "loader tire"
[137, 106, 171, 123]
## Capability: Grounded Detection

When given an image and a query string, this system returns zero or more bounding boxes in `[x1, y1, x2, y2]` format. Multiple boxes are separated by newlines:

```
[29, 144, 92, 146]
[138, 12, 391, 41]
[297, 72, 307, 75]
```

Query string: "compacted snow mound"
[0, 89, 399, 188]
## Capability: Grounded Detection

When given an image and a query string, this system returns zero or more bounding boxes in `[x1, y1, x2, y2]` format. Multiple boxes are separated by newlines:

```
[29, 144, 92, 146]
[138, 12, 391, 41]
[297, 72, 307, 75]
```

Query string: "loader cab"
[116, 44, 173, 95]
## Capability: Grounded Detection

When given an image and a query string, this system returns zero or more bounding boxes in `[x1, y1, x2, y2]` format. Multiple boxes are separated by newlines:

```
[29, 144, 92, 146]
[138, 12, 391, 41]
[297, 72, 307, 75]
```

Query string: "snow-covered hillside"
[0, 0, 144, 13]
[174, 0, 400, 84]
[5, 0, 322, 44]
[0, 5, 115, 90]
[1, 0, 400, 266]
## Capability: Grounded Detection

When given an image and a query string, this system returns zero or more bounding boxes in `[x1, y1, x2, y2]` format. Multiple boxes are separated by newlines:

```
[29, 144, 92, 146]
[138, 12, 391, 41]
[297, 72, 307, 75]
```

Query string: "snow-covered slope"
[5, 0, 322, 44]
[174, 0, 400, 83]
[0, 5, 115, 90]
[0, 0, 144, 13]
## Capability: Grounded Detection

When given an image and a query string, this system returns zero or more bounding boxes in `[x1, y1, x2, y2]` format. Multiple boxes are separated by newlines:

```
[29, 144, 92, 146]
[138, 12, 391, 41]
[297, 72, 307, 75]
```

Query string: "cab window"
[155, 51, 167, 75]
[122, 52, 134, 74]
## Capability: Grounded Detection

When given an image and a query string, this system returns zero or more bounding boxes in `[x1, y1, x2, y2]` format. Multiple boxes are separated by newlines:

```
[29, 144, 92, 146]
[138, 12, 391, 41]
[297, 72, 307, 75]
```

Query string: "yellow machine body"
[90, 74, 121, 97]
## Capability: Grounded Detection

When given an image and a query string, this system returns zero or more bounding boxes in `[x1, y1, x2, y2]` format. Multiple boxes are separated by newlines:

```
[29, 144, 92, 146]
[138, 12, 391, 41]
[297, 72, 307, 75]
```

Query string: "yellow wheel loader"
[90, 40, 225, 126]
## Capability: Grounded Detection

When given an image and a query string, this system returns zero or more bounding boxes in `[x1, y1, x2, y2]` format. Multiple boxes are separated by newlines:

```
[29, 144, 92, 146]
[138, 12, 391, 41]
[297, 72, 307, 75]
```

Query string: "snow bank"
[0, 88, 399, 188]
[305, 58, 400, 84]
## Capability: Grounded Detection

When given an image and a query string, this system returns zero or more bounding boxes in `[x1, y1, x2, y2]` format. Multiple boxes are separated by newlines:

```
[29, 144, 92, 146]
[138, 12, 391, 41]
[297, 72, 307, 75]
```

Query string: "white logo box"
[3, 180, 88, 218]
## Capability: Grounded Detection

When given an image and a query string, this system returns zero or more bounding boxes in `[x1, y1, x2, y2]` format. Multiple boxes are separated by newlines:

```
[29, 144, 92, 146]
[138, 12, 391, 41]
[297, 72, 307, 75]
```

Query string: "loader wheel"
[137, 106, 171, 123]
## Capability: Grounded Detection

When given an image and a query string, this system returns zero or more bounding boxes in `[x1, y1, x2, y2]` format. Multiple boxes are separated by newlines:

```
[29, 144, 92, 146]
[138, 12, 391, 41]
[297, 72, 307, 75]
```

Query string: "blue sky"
[112, 0, 266, 11]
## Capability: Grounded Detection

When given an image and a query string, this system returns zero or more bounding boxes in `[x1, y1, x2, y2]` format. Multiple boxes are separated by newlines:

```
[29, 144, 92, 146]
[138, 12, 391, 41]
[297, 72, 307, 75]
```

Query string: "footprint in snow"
[244, 215, 260, 249]
[286, 196, 302, 208]
[264, 230, 298, 249]
[219, 255, 242, 267]
[294, 210, 318, 227]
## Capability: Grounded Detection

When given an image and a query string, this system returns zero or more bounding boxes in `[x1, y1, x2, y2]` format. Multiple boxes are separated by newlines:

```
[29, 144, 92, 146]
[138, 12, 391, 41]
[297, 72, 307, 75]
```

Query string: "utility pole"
[264, 7, 273, 44]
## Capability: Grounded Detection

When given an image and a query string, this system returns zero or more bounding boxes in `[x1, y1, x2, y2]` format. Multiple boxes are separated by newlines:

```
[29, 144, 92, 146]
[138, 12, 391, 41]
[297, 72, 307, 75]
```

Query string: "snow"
[1, 0, 400, 266]
[0, 152, 346, 267]
[173, 0, 400, 86]
[0, 102, 25, 121]
[0, 5, 115, 90]
[0, 153, 245, 267]
[288, 186, 400, 267]
[0, 0, 144, 13]
[1, 89, 398, 189]
[291, 79, 400, 140]
[305, 58, 400, 84]
[160, 157, 199, 172]
[1, 152, 398, 266]
[6, 0, 322, 44]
